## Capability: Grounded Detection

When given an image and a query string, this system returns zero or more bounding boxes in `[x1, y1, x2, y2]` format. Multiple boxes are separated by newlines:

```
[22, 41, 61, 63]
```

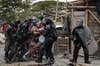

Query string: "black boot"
[69, 59, 77, 64]
[85, 61, 91, 64]
[35, 59, 42, 63]
[47, 58, 55, 64]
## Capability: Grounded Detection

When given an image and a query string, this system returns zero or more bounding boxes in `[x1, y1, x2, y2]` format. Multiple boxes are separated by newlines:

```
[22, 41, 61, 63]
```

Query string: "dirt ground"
[0, 45, 100, 66]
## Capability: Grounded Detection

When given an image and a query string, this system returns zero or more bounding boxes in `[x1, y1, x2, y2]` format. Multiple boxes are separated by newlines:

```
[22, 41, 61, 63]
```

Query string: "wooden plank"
[68, 6, 96, 9]
[88, 9, 100, 24]
[70, 4, 74, 54]
[68, 0, 84, 5]
[85, 9, 88, 26]
[27, 63, 53, 66]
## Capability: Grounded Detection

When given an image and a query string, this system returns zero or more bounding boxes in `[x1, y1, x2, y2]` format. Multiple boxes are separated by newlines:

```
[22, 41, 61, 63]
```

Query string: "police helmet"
[42, 17, 53, 25]
[11, 20, 20, 27]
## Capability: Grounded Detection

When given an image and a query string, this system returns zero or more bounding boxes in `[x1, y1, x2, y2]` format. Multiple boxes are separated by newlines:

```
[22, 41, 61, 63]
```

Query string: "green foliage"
[32, 1, 57, 11]
[0, 0, 64, 23]
[0, 0, 30, 23]
[31, 1, 64, 17]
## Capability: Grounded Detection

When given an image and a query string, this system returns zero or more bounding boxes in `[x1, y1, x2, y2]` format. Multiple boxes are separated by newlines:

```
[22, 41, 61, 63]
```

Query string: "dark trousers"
[45, 40, 54, 60]
[18, 43, 28, 60]
[38, 38, 54, 61]
[4, 43, 14, 62]
[73, 40, 89, 63]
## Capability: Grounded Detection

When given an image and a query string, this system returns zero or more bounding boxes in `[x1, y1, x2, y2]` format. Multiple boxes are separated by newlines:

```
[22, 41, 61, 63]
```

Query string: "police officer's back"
[71, 20, 90, 64]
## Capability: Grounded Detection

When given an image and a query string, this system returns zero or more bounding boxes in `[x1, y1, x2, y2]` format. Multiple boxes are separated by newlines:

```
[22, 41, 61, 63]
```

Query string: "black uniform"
[4, 20, 20, 62]
[71, 21, 90, 63]
[38, 18, 57, 63]
[15, 20, 34, 61]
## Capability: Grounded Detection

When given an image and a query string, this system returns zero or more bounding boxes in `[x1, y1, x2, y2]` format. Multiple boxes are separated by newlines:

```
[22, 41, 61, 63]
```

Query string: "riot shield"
[75, 26, 98, 55]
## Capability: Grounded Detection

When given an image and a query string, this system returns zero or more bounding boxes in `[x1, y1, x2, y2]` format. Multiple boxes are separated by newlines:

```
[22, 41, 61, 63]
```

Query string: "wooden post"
[55, 0, 59, 22]
[71, 5, 75, 29]
[61, 16, 63, 23]
[85, 1, 88, 26]
[88, 9, 100, 24]
[69, 4, 74, 54]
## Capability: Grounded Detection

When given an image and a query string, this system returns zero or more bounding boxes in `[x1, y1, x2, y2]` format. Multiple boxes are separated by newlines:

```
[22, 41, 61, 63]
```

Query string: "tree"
[31, 1, 57, 12]
[31, 1, 64, 17]
[0, 0, 30, 23]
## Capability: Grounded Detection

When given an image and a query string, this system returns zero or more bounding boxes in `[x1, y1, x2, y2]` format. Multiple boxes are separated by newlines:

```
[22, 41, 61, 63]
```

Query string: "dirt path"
[0, 45, 100, 66]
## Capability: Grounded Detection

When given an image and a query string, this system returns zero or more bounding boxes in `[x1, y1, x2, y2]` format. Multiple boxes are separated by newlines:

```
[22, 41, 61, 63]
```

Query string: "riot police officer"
[13, 17, 39, 61]
[4, 20, 20, 63]
[37, 17, 57, 63]
[71, 20, 90, 64]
